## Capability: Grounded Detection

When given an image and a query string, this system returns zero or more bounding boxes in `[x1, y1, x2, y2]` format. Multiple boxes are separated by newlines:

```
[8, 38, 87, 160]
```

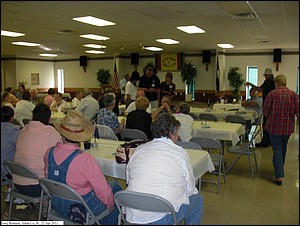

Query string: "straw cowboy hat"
[53, 109, 94, 142]
[263, 68, 273, 75]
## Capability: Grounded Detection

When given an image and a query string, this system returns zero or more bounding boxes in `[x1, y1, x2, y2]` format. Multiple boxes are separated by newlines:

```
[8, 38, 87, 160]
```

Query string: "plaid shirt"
[263, 86, 299, 135]
[97, 108, 120, 132]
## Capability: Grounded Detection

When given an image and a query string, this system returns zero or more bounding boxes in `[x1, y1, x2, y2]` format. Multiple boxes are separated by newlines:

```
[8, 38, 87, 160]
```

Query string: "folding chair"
[188, 112, 198, 120]
[225, 121, 260, 178]
[176, 141, 202, 150]
[94, 124, 119, 140]
[190, 138, 226, 193]
[199, 113, 218, 122]
[3, 160, 45, 220]
[39, 178, 110, 225]
[114, 190, 178, 225]
[121, 128, 148, 141]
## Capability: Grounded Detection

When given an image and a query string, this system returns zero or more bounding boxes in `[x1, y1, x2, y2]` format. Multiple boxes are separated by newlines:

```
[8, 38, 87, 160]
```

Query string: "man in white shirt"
[76, 88, 99, 122]
[125, 71, 140, 108]
[119, 73, 130, 104]
[50, 93, 67, 112]
[123, 89, 152, 116]
[14, 91, 35, 127]
[173, 102, 193, 141]
[126, 112, 203, 225]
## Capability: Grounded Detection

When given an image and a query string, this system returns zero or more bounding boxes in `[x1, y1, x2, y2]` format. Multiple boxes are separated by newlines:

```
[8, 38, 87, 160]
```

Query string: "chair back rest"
[121, 128, 148, 141]
[39, 178, 83, 202]
[3, 160, 39, 181]
[225, 115, 246, 125]
[190, 137, 223, 154]
[176, 141, 202, 150]
[199, 113, 218, 122]
[114, 190, 177, 224]
[94, 124, 118, 140]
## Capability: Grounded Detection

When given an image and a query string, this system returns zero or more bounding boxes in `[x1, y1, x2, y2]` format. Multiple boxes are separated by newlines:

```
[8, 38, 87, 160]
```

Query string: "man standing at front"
[139, 65, 160, 109]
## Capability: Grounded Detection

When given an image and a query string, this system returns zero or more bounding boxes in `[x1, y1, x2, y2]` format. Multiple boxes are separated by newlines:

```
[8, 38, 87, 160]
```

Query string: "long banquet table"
[85, 138, 215, 183]
[192, 121, 245, 146]
[190, 107, 258, 123]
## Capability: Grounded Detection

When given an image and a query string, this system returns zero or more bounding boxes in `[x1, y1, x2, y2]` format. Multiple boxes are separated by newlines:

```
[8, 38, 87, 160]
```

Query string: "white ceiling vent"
[231, 13, 256, 20]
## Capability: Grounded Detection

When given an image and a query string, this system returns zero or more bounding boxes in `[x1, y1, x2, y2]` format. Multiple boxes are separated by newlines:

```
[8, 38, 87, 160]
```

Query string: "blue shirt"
[97, 108, 120, 133]
[1, 122, 20, 177]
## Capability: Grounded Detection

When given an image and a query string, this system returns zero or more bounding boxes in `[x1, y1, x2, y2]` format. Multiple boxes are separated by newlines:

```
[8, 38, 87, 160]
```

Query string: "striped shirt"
[263, 86, 299, 135]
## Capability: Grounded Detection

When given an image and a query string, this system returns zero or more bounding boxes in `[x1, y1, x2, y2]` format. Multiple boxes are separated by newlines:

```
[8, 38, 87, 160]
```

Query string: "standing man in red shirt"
[263, 74, 299, 185]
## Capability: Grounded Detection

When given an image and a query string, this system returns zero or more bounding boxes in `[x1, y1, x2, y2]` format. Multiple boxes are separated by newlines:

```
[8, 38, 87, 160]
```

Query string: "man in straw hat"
[244, 68, 275, 147]
[45, 109, 122, 224]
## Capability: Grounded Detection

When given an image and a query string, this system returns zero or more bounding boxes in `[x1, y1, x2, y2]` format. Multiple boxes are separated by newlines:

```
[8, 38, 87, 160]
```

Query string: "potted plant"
[180, 60, 197, 101]
[96, 68, 111, 85]
[227, 66, 244, 98]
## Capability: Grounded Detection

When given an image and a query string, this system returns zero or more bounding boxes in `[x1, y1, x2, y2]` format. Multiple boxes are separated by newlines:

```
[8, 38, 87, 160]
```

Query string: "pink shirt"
[13, 121, 61, 185]
[44, 142, 114, 208]
[44, 95, 54, 106]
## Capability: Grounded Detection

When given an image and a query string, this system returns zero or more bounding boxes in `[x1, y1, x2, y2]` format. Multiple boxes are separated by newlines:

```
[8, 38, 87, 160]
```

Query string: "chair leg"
[247, 154, 254, 179]
[225, 153, 242, 174]
[8, 194, 13, 220]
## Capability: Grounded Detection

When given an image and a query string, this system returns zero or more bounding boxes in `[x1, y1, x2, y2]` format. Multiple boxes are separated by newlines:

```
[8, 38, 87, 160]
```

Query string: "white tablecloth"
[192, 121, 245, 146]
[213, 103, 243, 111]
[50, 112, 66, 123]
[190, 107, 258, 123]
[86, 139, 215, 181]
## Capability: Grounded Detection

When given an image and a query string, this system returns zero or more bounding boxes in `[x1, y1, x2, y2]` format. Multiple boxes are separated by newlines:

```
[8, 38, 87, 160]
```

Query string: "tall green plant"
[96, 68, 111, 85]
[180, 60, 197, 94]
[227, 66, 244, 97]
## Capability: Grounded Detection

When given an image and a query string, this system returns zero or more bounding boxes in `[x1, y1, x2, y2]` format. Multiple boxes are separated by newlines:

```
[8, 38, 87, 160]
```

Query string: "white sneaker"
[13, 198, 25, 205]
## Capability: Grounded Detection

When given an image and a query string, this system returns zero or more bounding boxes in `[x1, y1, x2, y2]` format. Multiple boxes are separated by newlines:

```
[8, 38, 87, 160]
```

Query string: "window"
[246, 66, 258, 99]
[57, 69, 64, 93]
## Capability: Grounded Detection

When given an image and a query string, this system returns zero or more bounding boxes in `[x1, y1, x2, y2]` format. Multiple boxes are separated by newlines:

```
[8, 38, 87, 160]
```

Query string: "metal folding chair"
[114, 190, 178, 225]
[3, 160, 45, 220]
[121, 128, 148, 141]
[39, 178, 110, 225]
[176, 141, 202, 150]
[94, 124, 119, 140]
[190, 137, 226, 193]
[199, 113, 218, 122]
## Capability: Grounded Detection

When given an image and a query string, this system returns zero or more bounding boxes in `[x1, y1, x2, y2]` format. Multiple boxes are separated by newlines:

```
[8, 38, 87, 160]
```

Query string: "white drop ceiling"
[1, 1, 299, 60]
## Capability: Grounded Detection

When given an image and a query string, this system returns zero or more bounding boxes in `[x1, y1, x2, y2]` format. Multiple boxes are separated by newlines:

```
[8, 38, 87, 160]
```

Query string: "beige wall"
[1, 51, 299, 93]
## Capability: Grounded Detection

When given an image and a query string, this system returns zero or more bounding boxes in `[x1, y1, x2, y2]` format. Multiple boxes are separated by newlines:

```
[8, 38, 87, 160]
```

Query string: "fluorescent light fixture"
[217, 43, 234, 48]
[12, 42, 41, 47]
[144, 47, 163, 51]
[73, 16, 115, 27]
[80, 34, 110, 41]
[84, 44, 106, 49]
[177, 25, 205, 34]
[85, 50, 105, 54]
[156, 39, 179, 44]
[39, 53, 58, 57]
[1, 30, 25, 37]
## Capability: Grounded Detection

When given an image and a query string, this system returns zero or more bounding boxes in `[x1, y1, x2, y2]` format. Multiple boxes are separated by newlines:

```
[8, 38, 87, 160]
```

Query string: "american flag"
[112, 57, 120, 90]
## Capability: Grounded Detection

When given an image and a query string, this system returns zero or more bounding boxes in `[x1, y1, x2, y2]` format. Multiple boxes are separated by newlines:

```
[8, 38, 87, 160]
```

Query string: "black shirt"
[126, 109, 153, 139]
[260, 77, 275, 102]
[139, 75, 160, 101]
[160, 81, 176, 102]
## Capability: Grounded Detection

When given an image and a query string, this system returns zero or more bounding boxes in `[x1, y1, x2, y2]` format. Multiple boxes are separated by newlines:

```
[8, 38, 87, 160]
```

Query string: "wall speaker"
[80, 56, 87, 67]
[273, 48, 282, 63]
[202, 50, 211, 64]
[131, 53, 139, 65]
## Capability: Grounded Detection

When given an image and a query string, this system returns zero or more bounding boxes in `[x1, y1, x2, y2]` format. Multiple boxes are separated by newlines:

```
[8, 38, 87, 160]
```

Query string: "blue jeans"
[148, 193, 203, 225]
[52, 180, 122, 225]
[269, 133, 291, 179]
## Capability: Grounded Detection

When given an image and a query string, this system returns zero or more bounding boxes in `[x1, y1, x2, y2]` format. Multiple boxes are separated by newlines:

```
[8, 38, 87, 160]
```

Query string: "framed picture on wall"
[31, 73, 39, 85]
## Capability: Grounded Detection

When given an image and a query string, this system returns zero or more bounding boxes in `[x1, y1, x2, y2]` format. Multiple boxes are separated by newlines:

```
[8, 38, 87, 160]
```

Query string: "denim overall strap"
[47, 147, 81, 183]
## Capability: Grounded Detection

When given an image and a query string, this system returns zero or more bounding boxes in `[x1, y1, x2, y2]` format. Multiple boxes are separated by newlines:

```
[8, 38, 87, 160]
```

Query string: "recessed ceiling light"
[217, 43, 234, 48]
[156, 39, 179, 44]
[73, 16, 115, 27]
[80, 34, 110, 41]
[144, 47, 163, 51]
[177, 25, 205, 34]
[12, 42, 41, 47]
[39, 53, 57, 57]
[1, 30, 25, 37]
[85, 50, 105, 54]
[84, 44, 106, 49]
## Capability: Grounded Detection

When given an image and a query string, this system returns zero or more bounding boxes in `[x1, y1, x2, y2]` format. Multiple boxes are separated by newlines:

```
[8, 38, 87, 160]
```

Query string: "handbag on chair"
[115, 140, 148, 164]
